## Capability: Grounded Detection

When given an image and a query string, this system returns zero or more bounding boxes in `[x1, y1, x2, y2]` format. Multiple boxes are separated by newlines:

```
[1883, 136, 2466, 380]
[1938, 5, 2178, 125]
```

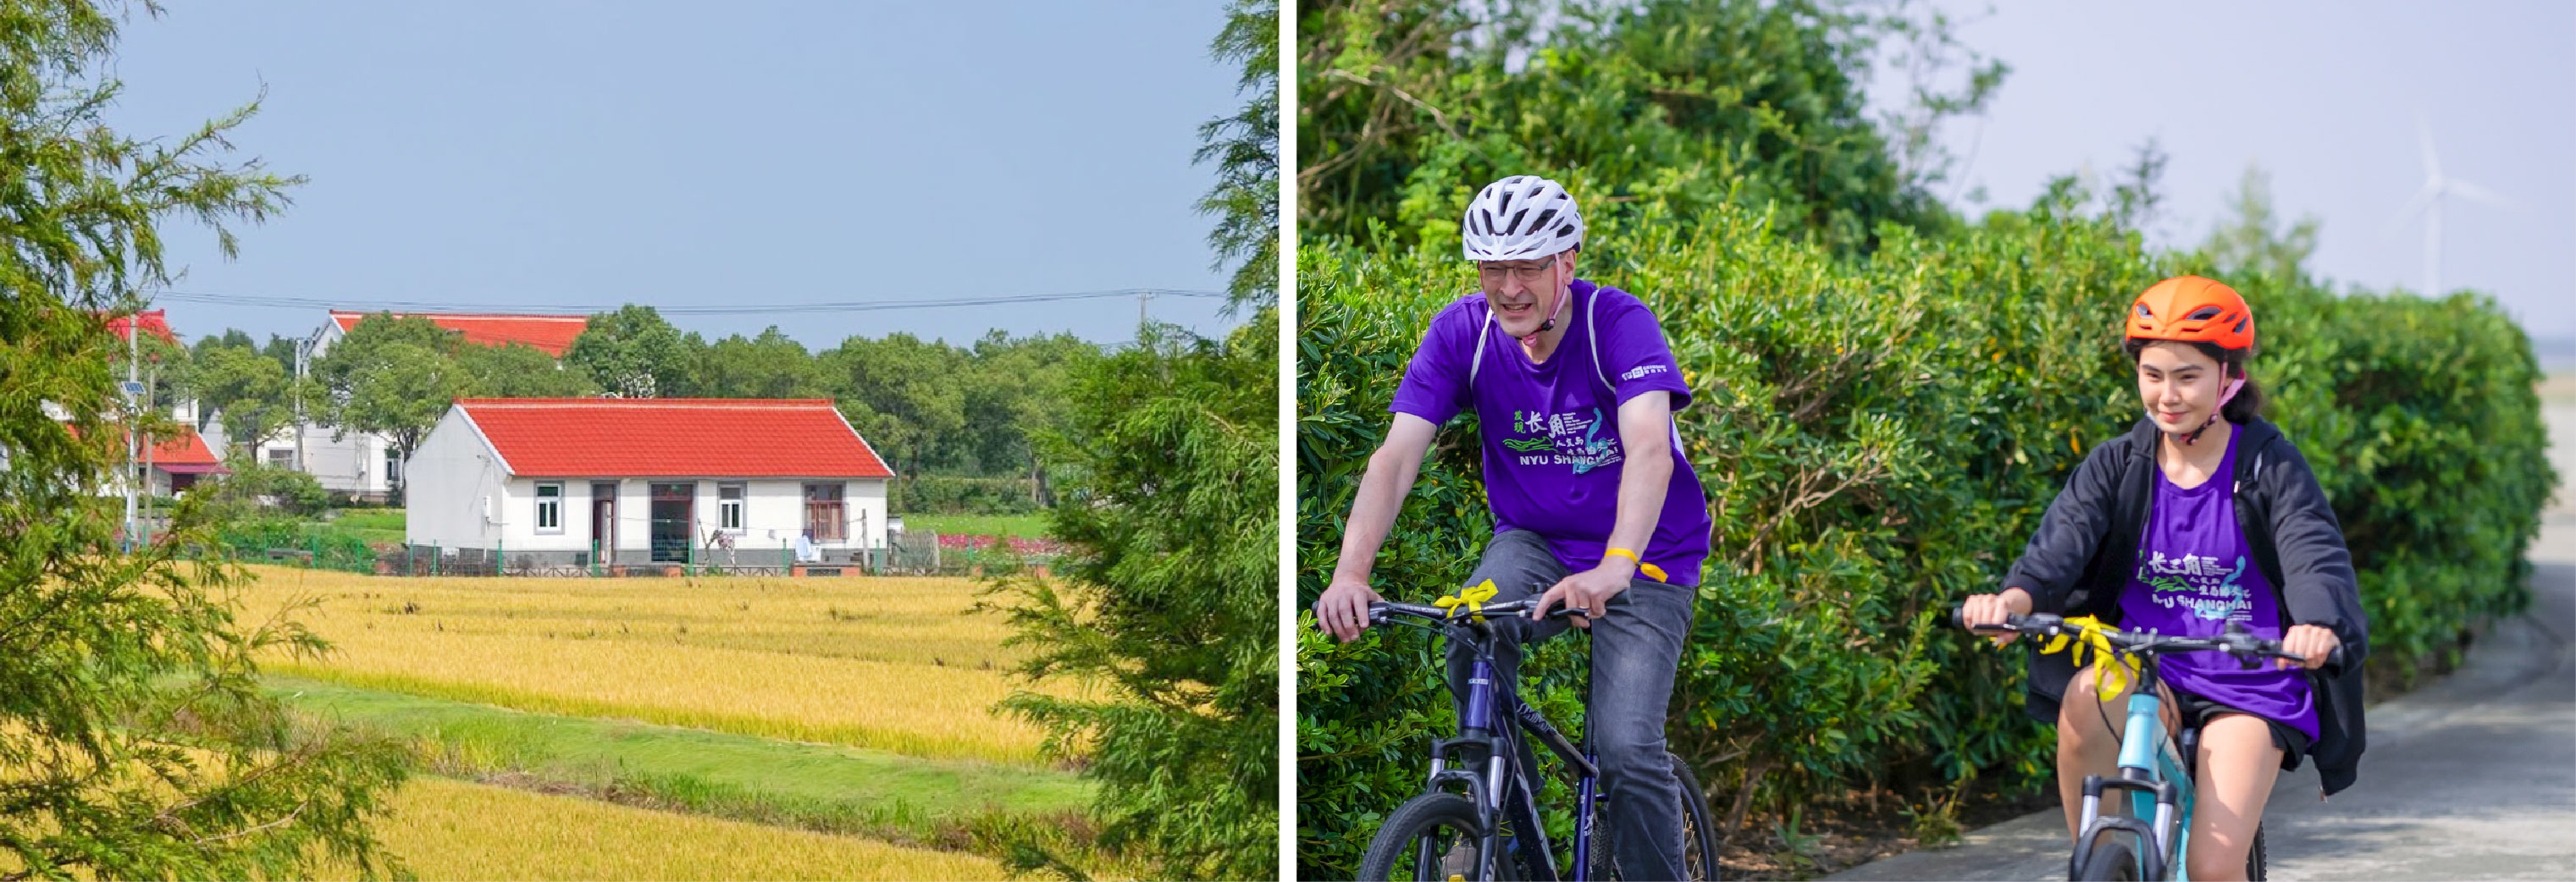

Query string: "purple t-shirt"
[1389, 279, 1712, 586]
[2117, 428, 2320, 740]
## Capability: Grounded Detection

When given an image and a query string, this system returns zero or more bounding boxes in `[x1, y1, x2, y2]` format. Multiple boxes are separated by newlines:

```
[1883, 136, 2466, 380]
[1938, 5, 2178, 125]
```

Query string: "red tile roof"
[103, 310, 177, 344]
[73, 424, 227, 470]
[455, 399, 893, 478]
[147, 428, 224, 468]
[330, 311, 590, 357]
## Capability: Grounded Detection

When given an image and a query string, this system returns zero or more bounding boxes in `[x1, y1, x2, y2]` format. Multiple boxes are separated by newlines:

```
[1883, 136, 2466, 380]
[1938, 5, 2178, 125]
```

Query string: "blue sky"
[1888, 1, 2574, 341]
[104, 2, 1244, 350]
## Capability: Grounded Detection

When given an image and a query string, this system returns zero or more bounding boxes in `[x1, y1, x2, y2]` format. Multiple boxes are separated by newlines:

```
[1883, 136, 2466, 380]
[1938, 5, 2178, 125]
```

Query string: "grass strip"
[272, 675, 1092, 848]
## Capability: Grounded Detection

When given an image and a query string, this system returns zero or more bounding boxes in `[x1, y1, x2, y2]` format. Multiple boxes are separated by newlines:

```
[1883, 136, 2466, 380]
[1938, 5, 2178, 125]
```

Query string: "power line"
[147, 288, 1228, 316]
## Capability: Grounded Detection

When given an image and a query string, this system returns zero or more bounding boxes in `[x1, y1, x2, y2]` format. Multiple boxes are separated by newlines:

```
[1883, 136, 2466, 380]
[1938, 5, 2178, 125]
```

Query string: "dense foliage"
[1293, 3, 2551, 876]
[0, 2, 409, 876]
[1298, 0, 2001, 255]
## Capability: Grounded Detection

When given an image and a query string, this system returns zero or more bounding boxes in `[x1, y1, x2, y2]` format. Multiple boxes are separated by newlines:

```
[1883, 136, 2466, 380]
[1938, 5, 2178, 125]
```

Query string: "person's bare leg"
[2185, 714, 2284, 881]
[2055, 666, 2179, 841]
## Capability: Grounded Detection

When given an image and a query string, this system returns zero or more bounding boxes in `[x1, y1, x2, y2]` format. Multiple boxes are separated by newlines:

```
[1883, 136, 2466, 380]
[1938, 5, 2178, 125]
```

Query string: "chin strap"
[2165, 374, 2247, 445]
[1518, 284, 1572, 345]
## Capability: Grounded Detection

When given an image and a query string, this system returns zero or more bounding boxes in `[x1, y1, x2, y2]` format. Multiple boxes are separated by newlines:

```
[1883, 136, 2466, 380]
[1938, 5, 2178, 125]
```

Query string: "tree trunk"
[1722, 755, 1774, 852]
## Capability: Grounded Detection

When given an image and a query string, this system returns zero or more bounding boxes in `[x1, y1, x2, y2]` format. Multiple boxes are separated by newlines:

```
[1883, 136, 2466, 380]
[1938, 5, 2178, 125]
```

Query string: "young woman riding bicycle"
[1960, 275, 2369, 881]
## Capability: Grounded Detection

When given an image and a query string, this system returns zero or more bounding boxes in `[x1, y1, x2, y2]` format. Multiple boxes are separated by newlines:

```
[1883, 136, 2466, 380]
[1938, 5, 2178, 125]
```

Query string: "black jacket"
[2001, 416, 2369, 797]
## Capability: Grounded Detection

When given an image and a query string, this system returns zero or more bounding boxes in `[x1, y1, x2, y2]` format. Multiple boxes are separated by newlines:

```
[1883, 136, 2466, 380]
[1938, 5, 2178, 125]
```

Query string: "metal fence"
[375, 531, 1011, 578]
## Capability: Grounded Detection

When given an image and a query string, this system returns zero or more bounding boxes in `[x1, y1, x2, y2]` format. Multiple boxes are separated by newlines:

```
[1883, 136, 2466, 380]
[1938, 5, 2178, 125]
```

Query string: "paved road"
[1832, 403, 2576, 881]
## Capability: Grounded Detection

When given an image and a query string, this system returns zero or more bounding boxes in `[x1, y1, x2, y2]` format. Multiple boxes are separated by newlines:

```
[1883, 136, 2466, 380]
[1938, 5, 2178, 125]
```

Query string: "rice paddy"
[234, 565, 1071, 763]
[214, 564, 1097, 880]
[365, 776, 1006, 881]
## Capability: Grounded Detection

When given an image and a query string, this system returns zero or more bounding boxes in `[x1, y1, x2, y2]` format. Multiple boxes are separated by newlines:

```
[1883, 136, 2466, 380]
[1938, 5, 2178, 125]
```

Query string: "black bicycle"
[1954, 609, 2337, 881]
[1356, 597, 1722, 881]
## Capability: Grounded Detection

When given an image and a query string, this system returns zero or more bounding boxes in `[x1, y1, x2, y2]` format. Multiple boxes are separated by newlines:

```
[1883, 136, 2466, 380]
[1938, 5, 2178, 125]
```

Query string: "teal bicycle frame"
[2070, 679, 2194, 880]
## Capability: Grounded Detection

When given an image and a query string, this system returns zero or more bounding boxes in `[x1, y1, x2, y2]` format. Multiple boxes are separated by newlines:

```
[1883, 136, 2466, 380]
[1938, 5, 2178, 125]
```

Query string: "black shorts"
[2172, 690, 2312, 769]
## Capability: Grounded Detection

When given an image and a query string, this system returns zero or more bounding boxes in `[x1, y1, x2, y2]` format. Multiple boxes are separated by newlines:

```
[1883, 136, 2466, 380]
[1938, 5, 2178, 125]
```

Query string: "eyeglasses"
[1477, 255, 1558, 286]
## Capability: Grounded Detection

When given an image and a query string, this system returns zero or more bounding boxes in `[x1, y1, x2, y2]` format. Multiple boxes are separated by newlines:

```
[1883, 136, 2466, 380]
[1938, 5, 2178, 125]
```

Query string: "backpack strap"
[1469, 309, 1493, 387]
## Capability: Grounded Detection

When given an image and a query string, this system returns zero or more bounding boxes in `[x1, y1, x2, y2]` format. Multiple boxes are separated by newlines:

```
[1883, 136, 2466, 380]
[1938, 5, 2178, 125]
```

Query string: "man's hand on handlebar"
[1959, 587, 2035, 647]
[1314, 579, 1384, 642]
[1532, 564, 1632, 629]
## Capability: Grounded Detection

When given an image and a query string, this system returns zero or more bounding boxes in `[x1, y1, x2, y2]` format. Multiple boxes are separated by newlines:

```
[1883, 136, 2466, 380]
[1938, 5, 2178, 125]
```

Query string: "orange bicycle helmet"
[2125, 275, 2253, 350]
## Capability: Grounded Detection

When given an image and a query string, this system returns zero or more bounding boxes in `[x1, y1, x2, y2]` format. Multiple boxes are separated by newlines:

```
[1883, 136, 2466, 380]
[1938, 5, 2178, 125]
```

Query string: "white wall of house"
[489, 476, 887, 557]
[403, 409, 505, 548]
[255, 425, 395, 499]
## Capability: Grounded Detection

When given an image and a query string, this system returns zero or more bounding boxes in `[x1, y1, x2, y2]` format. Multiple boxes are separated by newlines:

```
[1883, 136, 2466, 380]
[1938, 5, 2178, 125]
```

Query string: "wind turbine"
[2383, 115, 2511, 295]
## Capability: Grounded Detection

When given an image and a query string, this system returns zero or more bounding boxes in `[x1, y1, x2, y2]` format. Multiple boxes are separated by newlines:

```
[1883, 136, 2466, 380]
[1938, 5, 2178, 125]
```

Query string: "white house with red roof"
[259, 311, 593, 501]
[404, 398, 893, 570]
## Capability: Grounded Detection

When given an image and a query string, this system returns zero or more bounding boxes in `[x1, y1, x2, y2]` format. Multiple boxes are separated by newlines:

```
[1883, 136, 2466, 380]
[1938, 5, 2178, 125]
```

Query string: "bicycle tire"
[2074, 837, 2140, 882]
[1359, 792, 1517, 882]
[2246, 822, 2266, 881]
[1585, 752, 1722, 881]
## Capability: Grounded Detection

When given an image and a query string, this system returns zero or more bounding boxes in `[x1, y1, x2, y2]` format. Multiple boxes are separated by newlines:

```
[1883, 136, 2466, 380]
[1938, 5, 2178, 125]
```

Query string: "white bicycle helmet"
[1462, 175, 1584, 262]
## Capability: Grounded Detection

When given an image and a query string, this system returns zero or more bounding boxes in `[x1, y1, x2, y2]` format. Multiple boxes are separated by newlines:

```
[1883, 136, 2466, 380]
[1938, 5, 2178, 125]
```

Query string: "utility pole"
[121, 318, 138, 553]
[1137, 289, 1152, 328]
[294, 330, 312, 472]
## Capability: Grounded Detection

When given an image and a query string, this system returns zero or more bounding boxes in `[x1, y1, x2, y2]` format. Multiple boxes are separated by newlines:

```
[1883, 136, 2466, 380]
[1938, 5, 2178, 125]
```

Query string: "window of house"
[719, 483, 745, 532]
[535, 482, 563, 532]
[803, 482, 845, 542]
[385, 448, 401, 483]
[266, 448, 293, 467]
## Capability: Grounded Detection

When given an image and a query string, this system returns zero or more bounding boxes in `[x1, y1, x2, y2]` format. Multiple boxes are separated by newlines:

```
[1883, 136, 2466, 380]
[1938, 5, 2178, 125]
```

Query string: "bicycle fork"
[2070, 692, 2191, 880]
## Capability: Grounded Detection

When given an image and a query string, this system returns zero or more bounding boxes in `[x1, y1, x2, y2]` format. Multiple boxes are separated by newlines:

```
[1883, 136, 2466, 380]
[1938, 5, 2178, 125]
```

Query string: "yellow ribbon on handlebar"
[1435, 580, 1501, 622]
[2037, 615, 2139, 703]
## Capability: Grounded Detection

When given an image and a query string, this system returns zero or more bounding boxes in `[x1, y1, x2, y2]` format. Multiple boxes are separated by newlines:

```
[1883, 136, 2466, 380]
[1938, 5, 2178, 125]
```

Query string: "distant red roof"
[103, 310, 177, 344]
[454, 399, 892, 478]
[147, 428, 224, 469]
[330, 311, 589, 357]
[73, 424, 227, 471]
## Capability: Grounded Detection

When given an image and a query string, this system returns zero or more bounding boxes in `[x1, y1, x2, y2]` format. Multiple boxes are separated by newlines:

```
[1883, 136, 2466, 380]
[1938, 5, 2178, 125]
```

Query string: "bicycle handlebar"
[1370, 598, 1589, 625]
[1949, 607, 2341, 668]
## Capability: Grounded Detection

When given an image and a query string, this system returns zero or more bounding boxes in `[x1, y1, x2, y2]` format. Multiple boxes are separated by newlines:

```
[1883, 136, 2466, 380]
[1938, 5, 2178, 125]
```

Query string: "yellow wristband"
[1602, 548, 1668, 583]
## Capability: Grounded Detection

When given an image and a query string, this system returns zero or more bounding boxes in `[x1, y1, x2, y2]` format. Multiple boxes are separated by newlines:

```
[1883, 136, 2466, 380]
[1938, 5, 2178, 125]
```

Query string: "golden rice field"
[362, 776, 1004, 880]
[231, 565, 1079, 763]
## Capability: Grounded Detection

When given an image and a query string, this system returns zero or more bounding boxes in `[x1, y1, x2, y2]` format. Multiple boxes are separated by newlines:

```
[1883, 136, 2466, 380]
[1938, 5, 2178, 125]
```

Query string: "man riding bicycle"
[1961, 276, 2369, 880]
[1313, 174, 1711, 879]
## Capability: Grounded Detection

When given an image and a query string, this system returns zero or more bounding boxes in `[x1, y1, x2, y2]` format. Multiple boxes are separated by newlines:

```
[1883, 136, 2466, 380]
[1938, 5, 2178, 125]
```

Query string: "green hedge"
[1294, 201, 2552, 874]
[210, 516, 379, 574]
[894, 474, 1042, 515]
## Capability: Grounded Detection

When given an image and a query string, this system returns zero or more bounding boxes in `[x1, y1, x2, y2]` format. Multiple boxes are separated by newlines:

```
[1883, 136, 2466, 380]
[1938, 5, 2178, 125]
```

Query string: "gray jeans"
[1445, 529, 1697, 880]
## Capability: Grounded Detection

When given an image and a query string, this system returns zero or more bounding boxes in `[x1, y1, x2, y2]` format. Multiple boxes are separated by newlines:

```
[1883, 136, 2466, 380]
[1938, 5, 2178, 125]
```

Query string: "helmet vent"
[2186, 306, 2223, 321]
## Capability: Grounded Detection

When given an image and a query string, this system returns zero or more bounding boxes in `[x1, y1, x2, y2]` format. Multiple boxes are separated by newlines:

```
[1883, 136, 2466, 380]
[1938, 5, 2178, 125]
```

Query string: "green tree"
[987, 312, 1281, 879]
[961, 330, 1095, 499]
[565, 303, 702, 398]
[699, 327, 822, 399]
[460, 341, 597, 398]
[0, 2, 407, 877]
[1197, 0, 1280, 307]
[186, 342, 291, 456]
[1298, 0, 1999, 253]
[2199, 162, 2320, 283]
[309, 316, 473, 503]
[820, 333, 969, 477]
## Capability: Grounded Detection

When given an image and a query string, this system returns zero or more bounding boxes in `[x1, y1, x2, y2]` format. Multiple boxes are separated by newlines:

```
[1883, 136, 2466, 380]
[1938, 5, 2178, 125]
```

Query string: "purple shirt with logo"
[2117, 428, 2320, 740]
[1389, 279, 1712, 586]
